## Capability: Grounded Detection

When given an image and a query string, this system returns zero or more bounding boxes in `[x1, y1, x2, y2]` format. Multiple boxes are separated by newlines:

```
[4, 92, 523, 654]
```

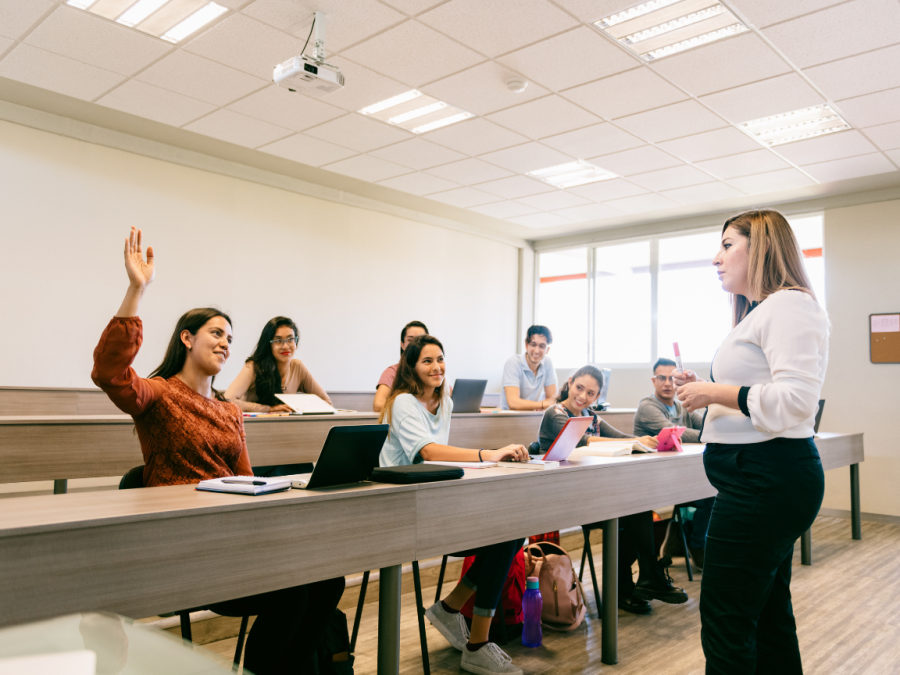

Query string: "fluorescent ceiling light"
[162, 2, 227, 42]
[359, 91, 422, 116]
[741, 105, 852, 147]
[67, 0, 99, 8]
[529, 161, 618, 189]
[117, 0, 169, 27]
[388, 101, 446, 125]
[359, 91, 472, 134]
[66, 0, 228, 42]
[594, 0, 749, 61]
[412, 112, 474, 134]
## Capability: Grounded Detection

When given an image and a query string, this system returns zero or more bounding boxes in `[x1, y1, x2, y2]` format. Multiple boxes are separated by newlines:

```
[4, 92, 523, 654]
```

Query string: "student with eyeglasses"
[225, 316, 332, 413]
[500, 325, 558, 411]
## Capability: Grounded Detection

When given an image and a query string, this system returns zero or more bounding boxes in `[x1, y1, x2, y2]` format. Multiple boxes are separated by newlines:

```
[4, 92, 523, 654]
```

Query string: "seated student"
[500, 325, 558, 411]
[538, 365, 688, 614]
[634, 358, 714, 570]
[373, 320, 428, 413]
[379, 334, 528, 675]
[92, 228, 344, 675]
[225, 316, 331, 413]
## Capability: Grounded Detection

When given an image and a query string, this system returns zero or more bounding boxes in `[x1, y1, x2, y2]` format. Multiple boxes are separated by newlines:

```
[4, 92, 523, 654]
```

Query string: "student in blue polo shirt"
[500, 325, 558, 411]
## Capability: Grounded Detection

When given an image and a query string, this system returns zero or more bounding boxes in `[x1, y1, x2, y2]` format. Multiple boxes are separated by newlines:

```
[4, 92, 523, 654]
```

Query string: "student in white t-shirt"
[379, 335, 528, 675]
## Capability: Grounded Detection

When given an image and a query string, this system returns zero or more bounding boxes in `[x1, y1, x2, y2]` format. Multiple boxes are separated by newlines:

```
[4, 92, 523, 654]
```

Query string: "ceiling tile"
[731, 0, 846, 28]
[24, 6, 171, 77]
[423, 118, 529, 156]
[885, 149, 900, 167]
[864, 121, 900, 151]
[774, 130, 878, 165]
[836, 88, 900, 128]
[541, 123, 644, 159]
[227, 85, 345, 132]
[377, 172, 461, 195]
[549, 0, 636, 23]
[478, 142, 574, 173]
[425, 158, 514, 185]
[137, 51, 267, 107]
[0, 43, 124, 101]
[651, 33, 790, 97]
[97, 80, 215, 127]
[469, 201, 541, 218]
[801, 152, 897, 182]
[804, 44, 900, 102]
[476, 175, 556, 199]
[421, 61, 551, 116]
[629, 165, 716, 192]
[551, 203, 621, 222]
[258, 133, 357, 166]
[615, 101, 728, 143]
[339, 20, 484, 87]
[184, 109, 293, 148]
[761, 0, 900, 69]
[603, 193, 679, 214]
[418, 0, 577, 58]
[516, 191, 592, 211]
[657, 127, 761, 162]
[700, 73, 825, 126]
[486, 95, 601, 140]
[729, 168, 816, 193]
[369, 138, 467, 170]
[304, 113, 413, 152]
[428, 186, 500, 208]
[508, 212, 573, 228]
[568, 178, 648, 202]
[0, 35, 12, 55]
[241, 0, 404, 53]
[695, 149, 791, 179]
[661, 181, 745, 205]
[184, 13, 306, 81]
[498, 26, 639, 92]
[589, 145, 683, 176]
[0, 0, 53, 40]
[323, 154, 412, 182]
[561, 67, 687, 121]
[379, 0, 446, 15]
[313, 56, 411, 113]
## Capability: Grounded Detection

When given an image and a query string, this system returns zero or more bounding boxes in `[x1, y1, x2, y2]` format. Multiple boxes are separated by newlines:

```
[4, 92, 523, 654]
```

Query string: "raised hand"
[124, 226, 155, 289]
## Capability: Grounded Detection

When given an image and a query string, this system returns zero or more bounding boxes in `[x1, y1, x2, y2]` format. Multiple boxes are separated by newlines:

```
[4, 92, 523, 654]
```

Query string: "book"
[196, 476, 291, 495]
[423, 460, 499, 469]
[274, 393, 335, 414]
[574, 440, 657, 457]
[497, 459, 560, 470]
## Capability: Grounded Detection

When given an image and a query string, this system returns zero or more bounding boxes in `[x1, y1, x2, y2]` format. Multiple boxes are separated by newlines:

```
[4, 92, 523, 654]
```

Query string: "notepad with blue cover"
[196, 476, 291, 495]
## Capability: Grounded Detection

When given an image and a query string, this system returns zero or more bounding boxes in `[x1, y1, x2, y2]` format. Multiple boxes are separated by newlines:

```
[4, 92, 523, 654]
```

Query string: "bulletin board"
[870, 314, 900, 363]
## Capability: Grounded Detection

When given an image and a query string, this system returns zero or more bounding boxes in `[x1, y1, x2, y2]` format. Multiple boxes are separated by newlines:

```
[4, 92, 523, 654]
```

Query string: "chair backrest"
[119, 465, 145, 490]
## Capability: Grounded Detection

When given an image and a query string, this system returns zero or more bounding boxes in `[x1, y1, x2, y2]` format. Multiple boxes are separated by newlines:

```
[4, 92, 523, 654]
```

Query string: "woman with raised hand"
[675, 210, 828, 675]
[91, 227, 345, 675]
[378, 335, 527, 675]
[225, 316, 332, 413]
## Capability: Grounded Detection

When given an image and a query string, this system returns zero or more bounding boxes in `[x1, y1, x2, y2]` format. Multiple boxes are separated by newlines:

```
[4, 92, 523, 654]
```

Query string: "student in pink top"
[373, 320, 428, 412]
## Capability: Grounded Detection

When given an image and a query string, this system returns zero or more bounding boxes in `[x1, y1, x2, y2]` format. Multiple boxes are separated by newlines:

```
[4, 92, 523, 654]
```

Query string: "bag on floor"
[316, 608, 354, 675]
[524, 541, 586, 631]
[459, 548, 526, 626]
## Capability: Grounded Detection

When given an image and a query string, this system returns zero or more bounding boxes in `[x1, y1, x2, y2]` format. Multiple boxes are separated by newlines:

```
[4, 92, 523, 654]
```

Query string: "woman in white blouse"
[675, 210, 828, 675]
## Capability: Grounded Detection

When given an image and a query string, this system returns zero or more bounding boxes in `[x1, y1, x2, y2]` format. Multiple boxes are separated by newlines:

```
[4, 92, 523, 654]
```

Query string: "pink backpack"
[524, 541, 587, 631]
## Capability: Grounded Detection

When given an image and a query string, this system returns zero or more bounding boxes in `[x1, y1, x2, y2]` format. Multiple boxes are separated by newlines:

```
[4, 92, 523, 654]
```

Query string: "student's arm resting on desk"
[503, 386, 554, 411]
[588, 418, 658, 448]
[419, 443, 528, 462]
[224, 362, 271, 413]
[373, 385, 390, 413]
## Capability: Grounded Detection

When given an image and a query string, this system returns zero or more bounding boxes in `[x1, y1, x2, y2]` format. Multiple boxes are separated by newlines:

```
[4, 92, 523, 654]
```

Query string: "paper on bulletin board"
[871, 314, 900, 332]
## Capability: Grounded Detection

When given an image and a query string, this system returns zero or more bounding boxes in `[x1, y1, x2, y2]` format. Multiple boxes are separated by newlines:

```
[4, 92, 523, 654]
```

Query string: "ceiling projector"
[273, 11, 344, 97]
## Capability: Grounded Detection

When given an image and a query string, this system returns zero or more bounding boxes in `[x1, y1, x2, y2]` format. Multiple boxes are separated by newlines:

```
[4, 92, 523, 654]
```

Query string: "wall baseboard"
[819, 507, 900, 526]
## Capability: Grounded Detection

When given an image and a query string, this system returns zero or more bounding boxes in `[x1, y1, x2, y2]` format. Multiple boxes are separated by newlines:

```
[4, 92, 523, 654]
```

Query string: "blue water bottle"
[522, 576, 543, 648]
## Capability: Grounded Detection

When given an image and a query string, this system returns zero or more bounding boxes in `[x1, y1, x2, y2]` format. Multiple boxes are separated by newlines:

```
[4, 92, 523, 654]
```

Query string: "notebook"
[578, 440, 656, 457]
[274, 393, 335, 414]
[498, 459, 560, 470]
[196, 476, 291, 495]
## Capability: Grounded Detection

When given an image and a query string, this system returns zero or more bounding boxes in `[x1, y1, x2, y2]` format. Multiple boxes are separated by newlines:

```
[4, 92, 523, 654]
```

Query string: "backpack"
[459, 548, 526, 625]
[524, 541, 587, 631]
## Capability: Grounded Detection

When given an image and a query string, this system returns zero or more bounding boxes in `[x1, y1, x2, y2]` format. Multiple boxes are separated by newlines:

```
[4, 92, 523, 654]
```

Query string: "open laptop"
[542, 416, 594, 462]
[284, 424, 388, 489]
[450, 379, 488, 413]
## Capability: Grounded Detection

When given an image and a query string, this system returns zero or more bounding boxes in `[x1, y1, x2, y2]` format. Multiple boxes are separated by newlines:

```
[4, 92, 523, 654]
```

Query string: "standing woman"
[675, 210, 828, 674]
[92, 228, 345, 675]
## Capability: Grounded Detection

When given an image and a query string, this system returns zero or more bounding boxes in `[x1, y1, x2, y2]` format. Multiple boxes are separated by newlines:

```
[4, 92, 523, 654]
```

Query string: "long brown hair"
[246, 316, 299, 406]
[379, 335, 447, 427]
[557, 365, 604, 403]
[722, 209, 817, 326]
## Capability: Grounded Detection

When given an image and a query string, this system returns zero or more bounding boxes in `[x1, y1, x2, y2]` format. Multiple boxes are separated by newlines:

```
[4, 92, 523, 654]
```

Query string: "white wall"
[0, 120, 520, 393]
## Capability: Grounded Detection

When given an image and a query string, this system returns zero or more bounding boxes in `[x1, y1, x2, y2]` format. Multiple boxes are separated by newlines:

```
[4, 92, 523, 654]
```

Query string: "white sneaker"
[461, 643, 523, 675]
[424, 602, 469, 651]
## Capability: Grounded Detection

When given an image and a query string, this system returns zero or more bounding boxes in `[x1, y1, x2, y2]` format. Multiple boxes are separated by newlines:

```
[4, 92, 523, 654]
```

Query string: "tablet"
[542, 416, 594, 462]
[657, 426, 686, 453]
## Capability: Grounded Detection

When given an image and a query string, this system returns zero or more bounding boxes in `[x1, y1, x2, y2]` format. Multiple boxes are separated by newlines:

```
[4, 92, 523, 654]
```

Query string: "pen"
[222, 479, 267, 485]
[673, 342, 684, 374]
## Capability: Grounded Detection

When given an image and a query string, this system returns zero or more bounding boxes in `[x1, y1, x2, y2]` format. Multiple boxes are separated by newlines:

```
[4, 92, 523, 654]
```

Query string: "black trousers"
[701, 438, 824, 675]
[456, 539, 524, 616]
[618, 511, 656, 592]
[208, 576, 346, 675]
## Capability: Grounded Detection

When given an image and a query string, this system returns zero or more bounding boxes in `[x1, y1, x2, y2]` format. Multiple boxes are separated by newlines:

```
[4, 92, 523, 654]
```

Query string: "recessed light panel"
[358, 91, 473, 134]
[66, 0, 227, 43]
[529, 161, 618, 189]
[594, 0, 748, 61]
[741, 105, 852, 146]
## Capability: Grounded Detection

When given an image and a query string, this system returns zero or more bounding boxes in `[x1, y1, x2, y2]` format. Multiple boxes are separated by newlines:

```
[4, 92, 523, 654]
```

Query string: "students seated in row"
[500, 325, 558, 411]
[92, 228, 344, 675]
[373, 320, 428, 413]
[379, 334, 528, 675]
[224, 316, 332, 413]
[634, 358, 715, 570]
[538, 365, 688, 614]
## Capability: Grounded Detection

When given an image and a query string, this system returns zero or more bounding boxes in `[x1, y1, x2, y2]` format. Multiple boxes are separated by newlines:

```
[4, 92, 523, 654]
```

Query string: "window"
[790, 214, 825, 306]
[537, 248, 587, 367]
[594, 241, 651, 364]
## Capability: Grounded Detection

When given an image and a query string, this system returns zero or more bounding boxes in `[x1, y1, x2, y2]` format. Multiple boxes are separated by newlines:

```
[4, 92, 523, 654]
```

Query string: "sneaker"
[689, 546, 705, 572]
[633, 558, 688, 605]
[660, 520, 685, 558]
[461, 643, 523, 675]
[425, 602, 469, 651]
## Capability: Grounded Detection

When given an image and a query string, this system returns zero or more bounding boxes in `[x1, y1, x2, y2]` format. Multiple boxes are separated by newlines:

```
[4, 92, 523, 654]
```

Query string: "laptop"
[450, 379, 488, 413]
[285, 424, 389, 489]
[814, 399, 826, 434]
[542, 416, 594, 462]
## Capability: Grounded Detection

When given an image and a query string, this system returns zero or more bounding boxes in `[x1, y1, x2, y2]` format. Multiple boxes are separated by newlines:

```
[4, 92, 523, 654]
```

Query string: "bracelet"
[478, 449, 483, 461]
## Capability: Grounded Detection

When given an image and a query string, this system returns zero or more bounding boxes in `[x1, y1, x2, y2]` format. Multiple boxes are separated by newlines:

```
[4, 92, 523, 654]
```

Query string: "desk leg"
[377, 565, 402, 675]
[53, 479, 67, 495]
[601, 518, 618, 666]
[850, 464, 862, 541]
[800, 529, 812, 566]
